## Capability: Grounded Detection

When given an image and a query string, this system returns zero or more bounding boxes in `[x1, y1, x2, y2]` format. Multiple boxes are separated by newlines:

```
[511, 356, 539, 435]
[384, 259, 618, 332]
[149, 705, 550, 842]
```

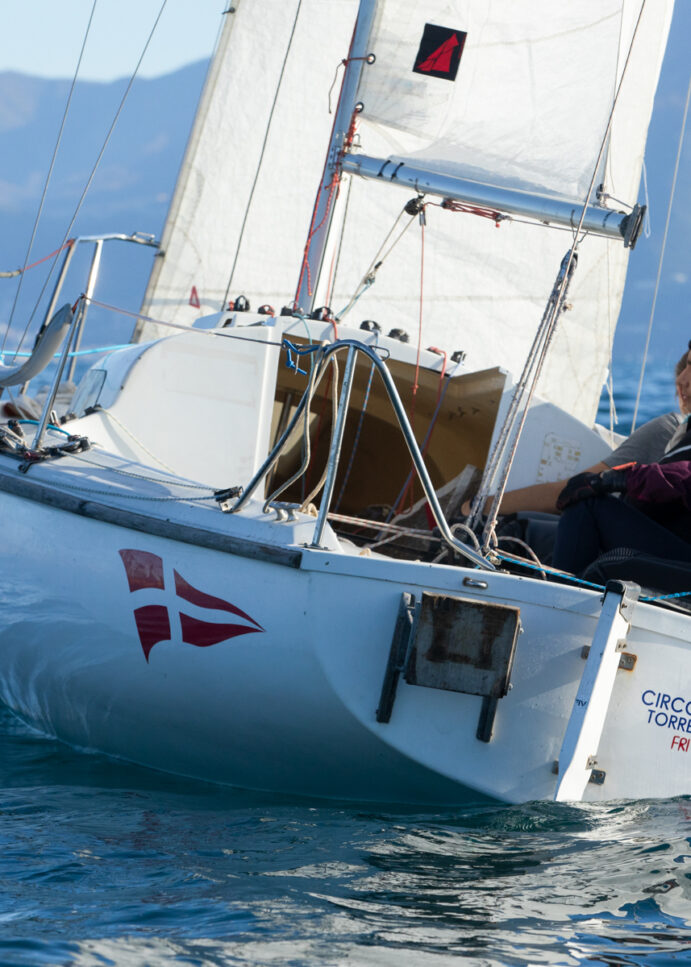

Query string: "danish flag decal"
[413, 23, 466, 81]
[119, 549, 264, 661]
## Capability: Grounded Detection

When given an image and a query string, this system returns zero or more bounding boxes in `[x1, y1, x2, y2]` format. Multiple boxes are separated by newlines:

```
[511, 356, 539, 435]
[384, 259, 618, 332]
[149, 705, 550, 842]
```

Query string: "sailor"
[551, 342, 691, 577]
[464, 340, 691, 518]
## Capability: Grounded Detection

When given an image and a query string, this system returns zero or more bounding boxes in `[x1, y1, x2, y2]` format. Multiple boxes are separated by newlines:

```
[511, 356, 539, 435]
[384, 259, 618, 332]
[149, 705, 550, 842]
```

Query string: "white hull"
[0, 456, 688, 805]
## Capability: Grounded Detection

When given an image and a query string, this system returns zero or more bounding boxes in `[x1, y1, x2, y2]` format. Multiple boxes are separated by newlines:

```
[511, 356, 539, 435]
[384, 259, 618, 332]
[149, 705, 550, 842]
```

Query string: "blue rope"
[2, 344, 131, 360]
[492, 551, 691, 603]
[646, 590, 691, 601]
[493, 551, 606, 591]
[17, 419, 71, 436]
[333, 361, 375, 511]
[281, 338, 322, 376]
[335, 278, 373, 320]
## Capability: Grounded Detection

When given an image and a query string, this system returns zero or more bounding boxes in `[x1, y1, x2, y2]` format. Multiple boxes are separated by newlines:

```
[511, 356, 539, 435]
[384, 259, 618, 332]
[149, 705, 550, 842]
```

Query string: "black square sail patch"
[413, 23, 466, 81]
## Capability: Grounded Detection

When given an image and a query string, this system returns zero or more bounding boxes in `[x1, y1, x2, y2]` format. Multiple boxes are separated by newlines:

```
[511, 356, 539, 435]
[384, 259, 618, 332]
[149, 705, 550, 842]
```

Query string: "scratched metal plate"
[405, 592, 520, 698]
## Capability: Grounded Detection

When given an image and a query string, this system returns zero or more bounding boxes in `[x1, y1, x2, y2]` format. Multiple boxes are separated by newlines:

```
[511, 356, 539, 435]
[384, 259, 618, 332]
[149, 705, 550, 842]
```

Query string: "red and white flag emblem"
[119, 549, 264, 661]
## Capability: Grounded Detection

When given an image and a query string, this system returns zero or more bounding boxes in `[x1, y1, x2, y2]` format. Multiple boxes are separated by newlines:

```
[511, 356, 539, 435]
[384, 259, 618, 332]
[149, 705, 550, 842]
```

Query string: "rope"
[328, 171, 353, 304]
[327, 55, 374, 114]
[440, 199, 508, 226]
[430, 522, 482, 561]
[496, 537, 547, 580]
[0, 240, 75, 284]
[333, 360, 375, 510]
[1, 0, 98, 358]
[398, 210, 428, 513]
[5, 342, 132, 360]
[84, 297, 286, 350]
[97, 407, 180, 475]
[71, 452, 216, 492]
[1, 0, 97, 355]
[336, 207, 416, 320]
[631, 63, 691, 432]
[296, 171, 340, 301]
[492, 550, 691, 605]
[223, 0, 303, 307]
[17, 419, 70, 437]
[39, 477, 216, 504]
[5, 0, 170, 363]
[387, 374, 452, 520]
[641, 160, 652, 239]
[411, 208, 425, 408]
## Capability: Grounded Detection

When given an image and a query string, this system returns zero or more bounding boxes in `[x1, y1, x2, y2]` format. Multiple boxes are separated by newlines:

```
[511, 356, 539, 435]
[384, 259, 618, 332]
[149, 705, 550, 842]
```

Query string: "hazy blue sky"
[3, 1, 224, 81]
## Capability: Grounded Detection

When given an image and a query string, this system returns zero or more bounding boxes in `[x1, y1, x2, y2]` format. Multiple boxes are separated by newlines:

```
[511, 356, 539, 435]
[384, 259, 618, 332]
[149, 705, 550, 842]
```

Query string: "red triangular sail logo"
[413, 24, 466, 82]
[417, 34, 459, 74]
[189, 285, 201, 308]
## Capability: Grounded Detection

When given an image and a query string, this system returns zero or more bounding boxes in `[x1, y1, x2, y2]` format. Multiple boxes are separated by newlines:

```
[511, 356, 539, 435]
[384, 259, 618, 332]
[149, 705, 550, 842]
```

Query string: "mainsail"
[140, 0, 673, 425]
[321, 0, 673, 423]
[138, 0, 360, 338]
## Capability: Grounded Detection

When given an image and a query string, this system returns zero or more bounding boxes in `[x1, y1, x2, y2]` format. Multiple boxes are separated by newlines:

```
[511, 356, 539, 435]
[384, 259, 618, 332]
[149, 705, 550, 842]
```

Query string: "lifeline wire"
[492, 550, 691, 605]
[1, 1, 98, 356]
[7, 0, 170, 362]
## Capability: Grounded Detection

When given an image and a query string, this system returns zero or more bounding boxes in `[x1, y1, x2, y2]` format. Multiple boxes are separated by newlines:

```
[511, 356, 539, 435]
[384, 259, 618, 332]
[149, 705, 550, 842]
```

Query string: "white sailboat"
[0, 0, 687, 805]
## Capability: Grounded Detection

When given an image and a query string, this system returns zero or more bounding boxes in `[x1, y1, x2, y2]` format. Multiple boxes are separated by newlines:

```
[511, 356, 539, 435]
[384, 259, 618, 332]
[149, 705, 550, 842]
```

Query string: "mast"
[294, 0, 377, 314]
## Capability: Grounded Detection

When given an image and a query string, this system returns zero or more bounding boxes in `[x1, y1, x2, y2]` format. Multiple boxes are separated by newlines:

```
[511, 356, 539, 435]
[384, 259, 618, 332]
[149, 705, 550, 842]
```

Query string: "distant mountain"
[0, 62, 207, 346]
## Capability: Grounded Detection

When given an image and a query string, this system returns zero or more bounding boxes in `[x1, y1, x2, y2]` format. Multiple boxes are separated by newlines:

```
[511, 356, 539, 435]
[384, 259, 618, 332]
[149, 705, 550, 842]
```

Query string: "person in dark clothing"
[552, 341, 691, 577]
[463, 343, 690, 519]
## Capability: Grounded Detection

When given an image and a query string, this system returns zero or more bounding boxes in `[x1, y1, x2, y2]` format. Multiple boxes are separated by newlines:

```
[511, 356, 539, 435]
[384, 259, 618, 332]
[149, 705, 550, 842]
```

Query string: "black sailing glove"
[556, 465, 633, 512]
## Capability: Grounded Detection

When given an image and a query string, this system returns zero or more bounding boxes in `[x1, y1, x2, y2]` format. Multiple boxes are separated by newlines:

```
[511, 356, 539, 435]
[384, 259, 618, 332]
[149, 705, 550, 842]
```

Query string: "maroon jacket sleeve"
[626, 461, 691, 509]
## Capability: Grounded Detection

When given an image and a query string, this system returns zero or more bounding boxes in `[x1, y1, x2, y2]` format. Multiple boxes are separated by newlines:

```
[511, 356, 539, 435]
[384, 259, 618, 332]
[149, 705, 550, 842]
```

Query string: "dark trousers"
[552, 495, 691, 575]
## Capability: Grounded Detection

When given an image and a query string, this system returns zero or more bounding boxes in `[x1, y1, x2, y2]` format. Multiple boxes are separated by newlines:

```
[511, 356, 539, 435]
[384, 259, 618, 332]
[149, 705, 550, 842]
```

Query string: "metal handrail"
[20, 232, 159, 394]
[229, 339, 494, 571]
[32, 298, 85, 450]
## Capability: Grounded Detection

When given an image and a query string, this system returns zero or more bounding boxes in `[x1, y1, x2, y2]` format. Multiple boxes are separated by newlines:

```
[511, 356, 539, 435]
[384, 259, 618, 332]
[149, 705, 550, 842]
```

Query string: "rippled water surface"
[3, 700, 691, 967]
[2, 705, 691, 967]
[2, 368, 689, 966]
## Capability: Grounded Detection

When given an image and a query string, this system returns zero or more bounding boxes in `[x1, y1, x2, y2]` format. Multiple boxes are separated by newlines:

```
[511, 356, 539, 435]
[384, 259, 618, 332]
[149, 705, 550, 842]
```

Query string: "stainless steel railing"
[228, 340, 494, 571]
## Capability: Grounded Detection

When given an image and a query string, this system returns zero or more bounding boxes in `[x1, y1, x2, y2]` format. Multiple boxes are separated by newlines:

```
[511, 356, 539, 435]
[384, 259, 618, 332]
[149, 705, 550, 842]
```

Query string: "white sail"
[320, 0, 673, 424]
[138, 0, 359, 338]
[354, 1, 637, 201]
[141, 0, 672, 426]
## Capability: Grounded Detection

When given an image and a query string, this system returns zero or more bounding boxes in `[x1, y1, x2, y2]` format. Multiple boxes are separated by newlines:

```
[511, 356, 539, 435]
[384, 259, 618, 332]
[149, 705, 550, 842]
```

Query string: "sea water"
[1, 365, 689, 967]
